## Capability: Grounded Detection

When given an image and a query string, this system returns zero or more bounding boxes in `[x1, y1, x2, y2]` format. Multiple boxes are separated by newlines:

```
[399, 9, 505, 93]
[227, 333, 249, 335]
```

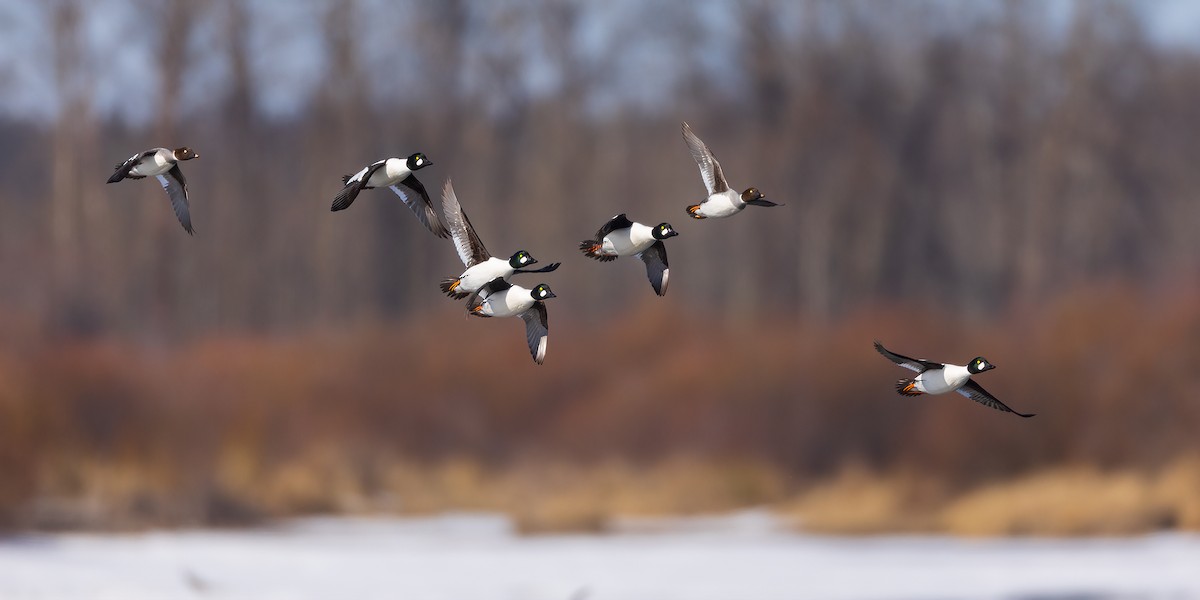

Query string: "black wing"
[157, 165, 194, 235]
[956, 380, 1035, 418]
[479, 277, 512, 296]
[519, 302, 549, 364]
[593, 213, 635, 241]
[637, 240, 670, 296]
[107, 150, 153, 183]
[330, 161, 386, 211]
[873, 341, 942, 373]
[390, 175, 449, 238]
[441, 179, 490, 267]
[745, 198, 781, 207]
[514, 262, 561, 275]
[681, 122, 729, 195]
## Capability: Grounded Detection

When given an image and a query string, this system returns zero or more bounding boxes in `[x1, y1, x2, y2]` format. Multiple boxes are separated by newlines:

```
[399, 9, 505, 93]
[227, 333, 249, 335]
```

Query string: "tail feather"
[439, 277, 470, 299]
[895, 378, 923, 397]
[579, 240, 616, 262]
[465, 293, 489, 317]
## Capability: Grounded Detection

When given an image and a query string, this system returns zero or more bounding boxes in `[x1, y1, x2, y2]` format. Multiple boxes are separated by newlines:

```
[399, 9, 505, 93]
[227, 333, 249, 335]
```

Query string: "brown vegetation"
[0, 286, 1198, 535]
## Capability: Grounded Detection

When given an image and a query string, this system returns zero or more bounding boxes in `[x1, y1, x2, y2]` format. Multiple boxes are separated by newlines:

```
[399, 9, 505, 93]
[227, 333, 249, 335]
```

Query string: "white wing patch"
[660, 268, 669, 296]
[441, 181, 479, 267]
[536, 336, 547, 364]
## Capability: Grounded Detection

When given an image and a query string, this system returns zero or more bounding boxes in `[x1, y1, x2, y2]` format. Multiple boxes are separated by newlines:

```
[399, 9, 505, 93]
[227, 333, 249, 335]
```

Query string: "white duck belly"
[698, 190, 742, 218]
[481, 288, 534, 318]
[458, 258, 513, 293]
[130, 151, 173, 177]
[352, 158, 407, 188]
[601, 224, 655, 257]
[375, 158, 410, 186]
[915, 365, 971, 395]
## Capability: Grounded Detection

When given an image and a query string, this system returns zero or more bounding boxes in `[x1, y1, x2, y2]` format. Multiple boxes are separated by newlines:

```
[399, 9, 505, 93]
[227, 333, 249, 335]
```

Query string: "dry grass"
[782, 458, 1200, 537]
[778, 465, 946, 534]
[940, 468, 1170, 536]
[939, 458, 1200, 536]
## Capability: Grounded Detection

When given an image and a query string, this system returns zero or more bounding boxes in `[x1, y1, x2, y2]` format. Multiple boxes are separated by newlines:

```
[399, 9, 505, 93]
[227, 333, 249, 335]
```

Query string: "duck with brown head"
[106, 146, 199, 235]
[681, 122, 780, 219]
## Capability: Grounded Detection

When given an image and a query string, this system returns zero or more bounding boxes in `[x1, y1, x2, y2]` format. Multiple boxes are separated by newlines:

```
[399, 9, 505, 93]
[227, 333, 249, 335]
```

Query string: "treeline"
[0, 1, 1197, 337]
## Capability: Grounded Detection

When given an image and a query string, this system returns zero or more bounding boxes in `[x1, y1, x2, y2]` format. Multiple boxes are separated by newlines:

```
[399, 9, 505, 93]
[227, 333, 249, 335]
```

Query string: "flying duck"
[468, 278, 556, 364]
[681, 122, 779, 219]
[438, 179, 560, 299]
[330, 152, 448, 238]
[106, 146, 198, 235]
[874, 341, 1034, 418]
[579, 213, 677, 296]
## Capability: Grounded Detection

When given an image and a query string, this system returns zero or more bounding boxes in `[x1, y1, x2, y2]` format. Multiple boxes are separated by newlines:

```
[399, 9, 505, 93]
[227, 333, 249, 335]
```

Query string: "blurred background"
[2, 0, 1200, 561]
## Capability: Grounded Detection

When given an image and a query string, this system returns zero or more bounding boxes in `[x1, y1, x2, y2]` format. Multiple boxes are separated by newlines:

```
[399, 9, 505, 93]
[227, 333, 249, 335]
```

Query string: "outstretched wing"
[441, 179, 490, 267]
[637, 241, 670, 296]
[390, 175, 449, 238]
[331, 160, 385, 211]
[681, 122, 729, 195]
[593, 213, 635, 241]
[514, 262, 561, 275]
[873, 341, 942, 373]
[156, 165, 194, 235]
[519, 302, 549, 364]
[107, 151, 149, 183]
[956, 380, 1035, 418]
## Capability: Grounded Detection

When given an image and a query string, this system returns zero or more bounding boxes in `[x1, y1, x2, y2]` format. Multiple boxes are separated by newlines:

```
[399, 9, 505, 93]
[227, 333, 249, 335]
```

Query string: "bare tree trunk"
[48, 0, 98, 331]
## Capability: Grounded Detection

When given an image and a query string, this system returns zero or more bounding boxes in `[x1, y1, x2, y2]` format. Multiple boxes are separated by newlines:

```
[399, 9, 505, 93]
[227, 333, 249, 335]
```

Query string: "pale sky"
[0, 0, 1196, 125]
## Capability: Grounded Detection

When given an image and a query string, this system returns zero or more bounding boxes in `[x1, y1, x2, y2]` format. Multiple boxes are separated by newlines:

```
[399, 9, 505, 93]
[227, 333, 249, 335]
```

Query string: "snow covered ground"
[2, 511, 1199, 600]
